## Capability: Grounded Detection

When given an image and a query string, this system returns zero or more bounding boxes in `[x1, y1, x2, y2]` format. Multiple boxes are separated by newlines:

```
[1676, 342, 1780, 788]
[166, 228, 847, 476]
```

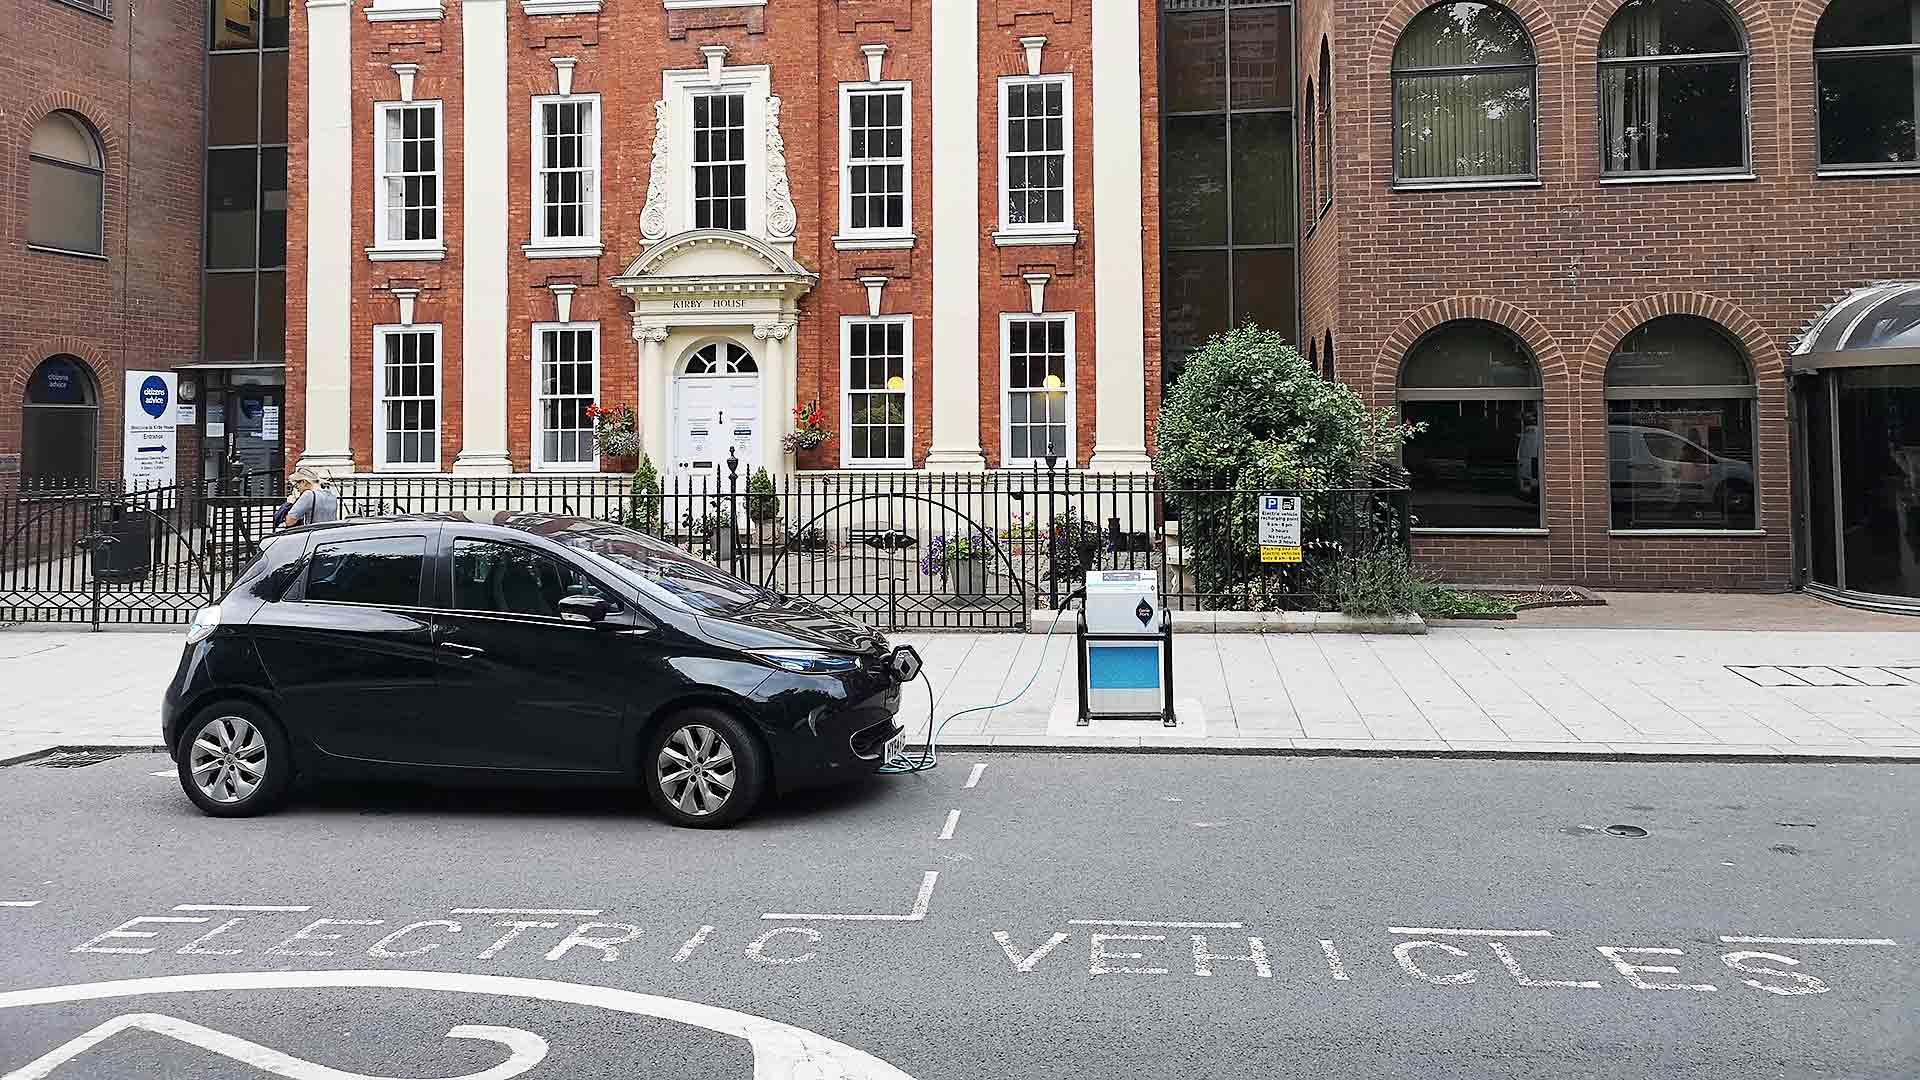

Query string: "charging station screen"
[1086, 645, 1160, 690]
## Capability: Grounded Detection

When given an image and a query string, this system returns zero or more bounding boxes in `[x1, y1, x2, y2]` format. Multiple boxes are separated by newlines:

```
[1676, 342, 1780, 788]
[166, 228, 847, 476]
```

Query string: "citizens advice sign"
[1259, 495, 1302, 564]
[123, 371, 178, 491]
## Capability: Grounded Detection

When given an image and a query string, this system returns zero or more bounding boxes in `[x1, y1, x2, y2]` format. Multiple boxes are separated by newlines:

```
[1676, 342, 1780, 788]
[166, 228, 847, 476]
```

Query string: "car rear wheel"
[644, 708, 767, 828]
[177, 702, 292, 818]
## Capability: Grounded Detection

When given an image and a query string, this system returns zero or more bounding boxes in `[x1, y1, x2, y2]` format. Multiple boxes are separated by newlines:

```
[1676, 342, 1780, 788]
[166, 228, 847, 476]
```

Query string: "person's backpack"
[272, 501, 292, 529]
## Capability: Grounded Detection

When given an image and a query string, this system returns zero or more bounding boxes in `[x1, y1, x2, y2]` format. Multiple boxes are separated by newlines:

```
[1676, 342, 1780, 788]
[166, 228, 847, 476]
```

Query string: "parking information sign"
[1258, 495, 1303, 563]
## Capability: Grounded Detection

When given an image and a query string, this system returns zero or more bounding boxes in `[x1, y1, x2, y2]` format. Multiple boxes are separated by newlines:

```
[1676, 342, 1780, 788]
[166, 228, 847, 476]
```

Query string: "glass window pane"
[259, 148, 288, 267]
[1164, 115, 1228, 245]
[207, 149, 259, 269]
[1230, 111, 1293, 245]
[1599, 0, 1743, 57]
[1817, 55, 1920, 167]
[208, 53, 260, 146]
[202, 273, 257, 366]
[1401, 320, 1541, 388]
[256, 270, 285, 363]
[1608, 399, 1756, 529]
[264, 0, 289, 47]
[27, 160, 103, 254]
[1600, 61, 1744, 173]
[1403, 399, 1543, 528]
[1836, 364, 1920, 597]
[1394, 3, 1536, 68]
[1229, 3, 1291, 109]
[1816, 0, 1920, 48]
[1607, 315, 1750, 387]
[1231, 249, 1296, 337]
[212, 0, 262, 49]
[261, 52, 290, 144]
[1395, 69, 1536, 180]
[1163, 251, 1232, 369]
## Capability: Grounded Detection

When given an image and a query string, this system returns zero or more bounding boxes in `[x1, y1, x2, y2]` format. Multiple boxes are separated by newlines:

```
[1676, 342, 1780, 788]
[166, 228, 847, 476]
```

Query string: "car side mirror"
[558, 594, 613, 625]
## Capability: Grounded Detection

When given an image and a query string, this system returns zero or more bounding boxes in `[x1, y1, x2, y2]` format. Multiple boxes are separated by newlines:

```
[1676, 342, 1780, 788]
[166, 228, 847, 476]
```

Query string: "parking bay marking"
[938, 811, 960, 841]
[451, 909, 603, 917]
[1719, 936, 1899, 946]
[762, 871, 938, 923]
[1389, 927, 1553, 937]
[964, 763, 987, 789]
[1, 901, 43, 908]
[173, 905, 311, 913]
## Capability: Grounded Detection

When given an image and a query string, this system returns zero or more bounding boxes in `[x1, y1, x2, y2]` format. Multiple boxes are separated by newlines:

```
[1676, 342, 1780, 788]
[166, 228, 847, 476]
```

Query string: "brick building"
[2, 0, 205, 487]
[281, 0, 1917, 607]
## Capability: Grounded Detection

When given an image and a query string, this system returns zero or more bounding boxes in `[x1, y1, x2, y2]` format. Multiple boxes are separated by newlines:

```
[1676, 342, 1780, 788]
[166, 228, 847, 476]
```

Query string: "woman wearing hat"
[280, 468, 339, 528]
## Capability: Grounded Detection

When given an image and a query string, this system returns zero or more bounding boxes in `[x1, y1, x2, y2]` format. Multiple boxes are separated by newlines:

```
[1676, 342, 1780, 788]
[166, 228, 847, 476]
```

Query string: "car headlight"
[753, 649, 860, 674]
[185, 605, 222, 645]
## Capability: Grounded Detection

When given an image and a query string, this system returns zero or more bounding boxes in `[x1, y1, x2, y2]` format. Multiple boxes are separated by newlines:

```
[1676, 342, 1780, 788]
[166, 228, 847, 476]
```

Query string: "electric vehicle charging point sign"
[1259, 495, 1302, 564]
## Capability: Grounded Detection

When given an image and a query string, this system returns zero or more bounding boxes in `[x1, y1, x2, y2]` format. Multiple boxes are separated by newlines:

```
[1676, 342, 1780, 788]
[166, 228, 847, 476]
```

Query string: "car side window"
[303, 536, 427, 608]
[451, 538, 608, 619]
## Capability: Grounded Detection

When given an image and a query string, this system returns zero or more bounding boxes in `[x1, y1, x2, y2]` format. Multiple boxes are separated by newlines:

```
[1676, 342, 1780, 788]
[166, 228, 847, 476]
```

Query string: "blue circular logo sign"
[139, 376, 169, 419]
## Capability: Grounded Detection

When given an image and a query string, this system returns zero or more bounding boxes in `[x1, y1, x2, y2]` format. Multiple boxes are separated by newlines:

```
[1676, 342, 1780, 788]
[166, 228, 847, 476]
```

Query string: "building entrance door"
[671, 340, 761, 478]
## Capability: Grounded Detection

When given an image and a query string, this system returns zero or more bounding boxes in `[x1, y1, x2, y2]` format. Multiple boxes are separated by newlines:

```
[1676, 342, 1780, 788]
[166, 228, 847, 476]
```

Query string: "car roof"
[286, 510, 597, 537]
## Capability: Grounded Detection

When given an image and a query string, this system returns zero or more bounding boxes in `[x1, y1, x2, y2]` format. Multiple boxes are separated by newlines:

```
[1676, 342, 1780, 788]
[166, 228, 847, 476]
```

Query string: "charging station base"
[1047, 699, 1208, 740]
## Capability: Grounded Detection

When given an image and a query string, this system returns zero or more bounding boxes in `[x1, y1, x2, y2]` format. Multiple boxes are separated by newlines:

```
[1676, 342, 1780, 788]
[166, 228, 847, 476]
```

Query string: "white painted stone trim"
[522, 242, 604, 259]
[926, 0, 985, 472]
[300, 0, 356, 473]
[659, 64, 775, 242]
[366, 245, 447, 262]
[456, 0, 514, 475]
[836, 81, 912, 242]
[992, 229, 1078, 248]
[665, 0, 763, 8]
[1088, 0, 1151, 473]
[364, 0, 442, 21]
[521, 0, 600, 14]
[831, 234, 916, 251]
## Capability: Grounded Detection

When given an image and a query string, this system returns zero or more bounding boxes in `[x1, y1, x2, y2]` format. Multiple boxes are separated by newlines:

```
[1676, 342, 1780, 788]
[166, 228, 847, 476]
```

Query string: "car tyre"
[644, 707, 767, 828]
[176, 701, 293, 818]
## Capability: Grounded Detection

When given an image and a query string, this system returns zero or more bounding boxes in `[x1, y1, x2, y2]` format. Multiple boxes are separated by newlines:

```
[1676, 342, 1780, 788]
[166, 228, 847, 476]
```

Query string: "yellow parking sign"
[1257, 495, 1303, 564]
[1261, 545, 1302, 564]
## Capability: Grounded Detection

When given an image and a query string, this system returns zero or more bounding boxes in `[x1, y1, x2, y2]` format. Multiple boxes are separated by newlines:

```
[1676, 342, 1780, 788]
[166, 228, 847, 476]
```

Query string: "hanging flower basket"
[586, 402, 641, 466]
[783, 399, 830, 455]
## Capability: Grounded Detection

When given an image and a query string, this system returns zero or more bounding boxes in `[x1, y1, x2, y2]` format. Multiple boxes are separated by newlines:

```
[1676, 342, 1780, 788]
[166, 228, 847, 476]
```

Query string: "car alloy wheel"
[189, 715, 268, 805]
[656, 723, 737, 818]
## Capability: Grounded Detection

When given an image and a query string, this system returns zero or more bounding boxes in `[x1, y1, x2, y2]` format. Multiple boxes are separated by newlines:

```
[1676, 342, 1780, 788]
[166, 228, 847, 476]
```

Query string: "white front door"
[674, 375, 760, 477]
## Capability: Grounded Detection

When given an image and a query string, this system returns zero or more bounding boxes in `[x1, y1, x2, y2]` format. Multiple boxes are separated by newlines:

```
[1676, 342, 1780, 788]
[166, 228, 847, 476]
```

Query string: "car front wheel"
[177, 702, 292, 817]
[644, 708, 767, 828]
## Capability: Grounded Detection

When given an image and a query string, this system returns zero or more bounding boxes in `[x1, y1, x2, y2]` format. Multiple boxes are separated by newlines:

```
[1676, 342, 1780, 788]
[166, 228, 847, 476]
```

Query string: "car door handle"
[438, 641, 485, 658]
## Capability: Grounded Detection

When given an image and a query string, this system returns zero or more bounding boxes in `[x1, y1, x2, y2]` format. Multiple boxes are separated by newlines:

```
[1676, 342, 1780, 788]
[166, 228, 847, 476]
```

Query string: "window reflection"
[1837, 366, 1920, 598]
[1397, 320, 1544, 529]
[1605, 316, 1757, 530]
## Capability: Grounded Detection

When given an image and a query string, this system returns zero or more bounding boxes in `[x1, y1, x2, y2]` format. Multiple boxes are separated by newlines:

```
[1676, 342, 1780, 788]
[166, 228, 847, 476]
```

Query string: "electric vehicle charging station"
[1076, 569, 1175, 727]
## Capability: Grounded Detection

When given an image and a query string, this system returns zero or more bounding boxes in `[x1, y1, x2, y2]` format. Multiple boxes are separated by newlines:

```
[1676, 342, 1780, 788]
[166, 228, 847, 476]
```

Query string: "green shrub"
[625, 454, 663, 534]
[746, 467, 779, 525]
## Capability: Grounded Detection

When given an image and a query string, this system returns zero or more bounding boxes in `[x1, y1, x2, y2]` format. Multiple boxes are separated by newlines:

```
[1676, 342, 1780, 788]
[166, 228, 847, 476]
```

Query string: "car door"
[249, 528, 442, 765]
[424, 534, 642, 773]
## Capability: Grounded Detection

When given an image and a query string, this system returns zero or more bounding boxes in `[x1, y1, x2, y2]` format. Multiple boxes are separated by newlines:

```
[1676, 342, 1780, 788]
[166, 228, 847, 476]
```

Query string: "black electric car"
[162, 512, 920, 826]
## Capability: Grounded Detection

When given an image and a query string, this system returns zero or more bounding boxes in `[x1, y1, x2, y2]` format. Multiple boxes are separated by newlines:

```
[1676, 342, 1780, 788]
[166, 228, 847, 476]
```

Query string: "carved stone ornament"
[753, 322, 792, 342]
[765, 95, 798, 240]
[640, 99, 672, 241]
[632, 322, 670, 344]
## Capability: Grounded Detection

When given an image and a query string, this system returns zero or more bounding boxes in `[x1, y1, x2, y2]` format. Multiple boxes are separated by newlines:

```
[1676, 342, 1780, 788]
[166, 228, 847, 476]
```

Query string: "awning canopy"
[1792, 282, 1920, 371]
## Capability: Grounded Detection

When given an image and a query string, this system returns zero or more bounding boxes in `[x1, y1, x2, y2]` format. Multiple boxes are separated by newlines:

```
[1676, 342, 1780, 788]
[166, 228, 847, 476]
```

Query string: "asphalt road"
[0, 751, 1914, 1079]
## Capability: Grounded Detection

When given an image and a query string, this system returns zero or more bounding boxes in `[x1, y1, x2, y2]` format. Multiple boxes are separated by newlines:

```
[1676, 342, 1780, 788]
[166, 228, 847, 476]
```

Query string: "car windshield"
[549, 521, 769, 616]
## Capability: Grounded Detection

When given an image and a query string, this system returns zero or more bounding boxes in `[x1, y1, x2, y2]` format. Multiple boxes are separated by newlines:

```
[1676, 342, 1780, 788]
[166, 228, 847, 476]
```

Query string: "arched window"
[684, 342, 757, 375]
[21, 356, 100, 488]
[1324, 330, 1335, 379]
[1815, 0, 1920, 170]
[1397, 320, 1543, 528]
[1599, 0, 1747, 176]
[1606, 315, 1756, 530]
[1303, 79, 1318, 217]
[28, 112, 106, 255]
[1391, 2, 1537, 184]
[1317, 40, 1334, 212]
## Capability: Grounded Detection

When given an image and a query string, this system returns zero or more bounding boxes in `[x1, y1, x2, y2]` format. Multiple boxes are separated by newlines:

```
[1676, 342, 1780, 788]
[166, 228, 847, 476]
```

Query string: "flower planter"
[950, 558, 988, 597]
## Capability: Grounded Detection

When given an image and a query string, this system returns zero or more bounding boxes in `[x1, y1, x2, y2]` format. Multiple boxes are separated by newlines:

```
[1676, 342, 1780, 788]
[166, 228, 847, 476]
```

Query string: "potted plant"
[920, 529, 996, 597]
[746, 466, 779, 543]
[587, 403, 641, 472]
[625, 454, 663, 534]
[783, 399, 830, 456]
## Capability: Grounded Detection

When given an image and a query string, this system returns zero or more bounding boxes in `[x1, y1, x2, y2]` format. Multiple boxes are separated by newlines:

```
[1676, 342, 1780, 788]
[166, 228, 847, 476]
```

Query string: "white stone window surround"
[522, 0, 599, 15]
[373, 323, 444, 471]
[999, 311, 1076, 466]
[661, 63, 773, 239]
[526, 92, 603, 258]
[368, 99, 448, 262]
[365, 0, 444, 22]
[994, 73, 1078, 247]
[840, 314, 913, 469]
[834, 81, 914, 250]
[531, 320, 601, 472]
[663, 0, 763, 8]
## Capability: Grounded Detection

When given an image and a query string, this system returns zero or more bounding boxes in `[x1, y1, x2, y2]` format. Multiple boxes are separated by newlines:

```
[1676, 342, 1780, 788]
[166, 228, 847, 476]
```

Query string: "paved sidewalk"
[5, 618, 1920, 763]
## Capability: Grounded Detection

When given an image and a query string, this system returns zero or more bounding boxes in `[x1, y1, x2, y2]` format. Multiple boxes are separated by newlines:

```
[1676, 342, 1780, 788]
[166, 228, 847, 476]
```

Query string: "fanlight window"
[684, 342, 758, 375]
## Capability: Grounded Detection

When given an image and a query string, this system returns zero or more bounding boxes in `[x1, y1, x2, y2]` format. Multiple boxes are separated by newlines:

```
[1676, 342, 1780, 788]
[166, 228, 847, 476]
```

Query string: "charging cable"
[879, 588, 1083, 775]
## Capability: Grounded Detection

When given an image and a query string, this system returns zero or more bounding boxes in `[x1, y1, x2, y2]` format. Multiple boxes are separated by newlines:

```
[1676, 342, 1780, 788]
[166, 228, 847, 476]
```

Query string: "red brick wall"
[1314, 0, 1920, 591]
[1, 0, 204, 483]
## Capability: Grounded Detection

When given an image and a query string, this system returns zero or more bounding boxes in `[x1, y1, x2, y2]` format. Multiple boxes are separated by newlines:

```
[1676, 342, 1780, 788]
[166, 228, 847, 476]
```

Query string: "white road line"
[150, 770, 174, 777]
[1068, 920, 1244, 929]
[1388, 927, 1553, 937]
[0, 901, 43, 908]
[937, 810, 960, 840]
[1718, 936, 1899, 946]
[763, 872, 938, 922]
[671, 925, 715, 964]
[963, 763, 987, 789]
[451, 909, 603, 917]
[172, 905, 310, 913]
[1318, 940, 1350, 981]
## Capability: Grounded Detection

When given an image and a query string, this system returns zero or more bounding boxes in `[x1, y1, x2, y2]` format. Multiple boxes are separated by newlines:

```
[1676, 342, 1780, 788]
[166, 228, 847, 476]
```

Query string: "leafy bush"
[746, 467, 779, 525]
[1157, 326, 1417, 603]
[624, 454, 663, 534]
[1309, 548, 1520, 619]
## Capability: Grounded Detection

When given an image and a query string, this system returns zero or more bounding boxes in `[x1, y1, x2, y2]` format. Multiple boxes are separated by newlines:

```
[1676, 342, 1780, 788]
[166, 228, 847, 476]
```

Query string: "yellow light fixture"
[1042, 373, 1065, 391]
[886, 375, 905, 391]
